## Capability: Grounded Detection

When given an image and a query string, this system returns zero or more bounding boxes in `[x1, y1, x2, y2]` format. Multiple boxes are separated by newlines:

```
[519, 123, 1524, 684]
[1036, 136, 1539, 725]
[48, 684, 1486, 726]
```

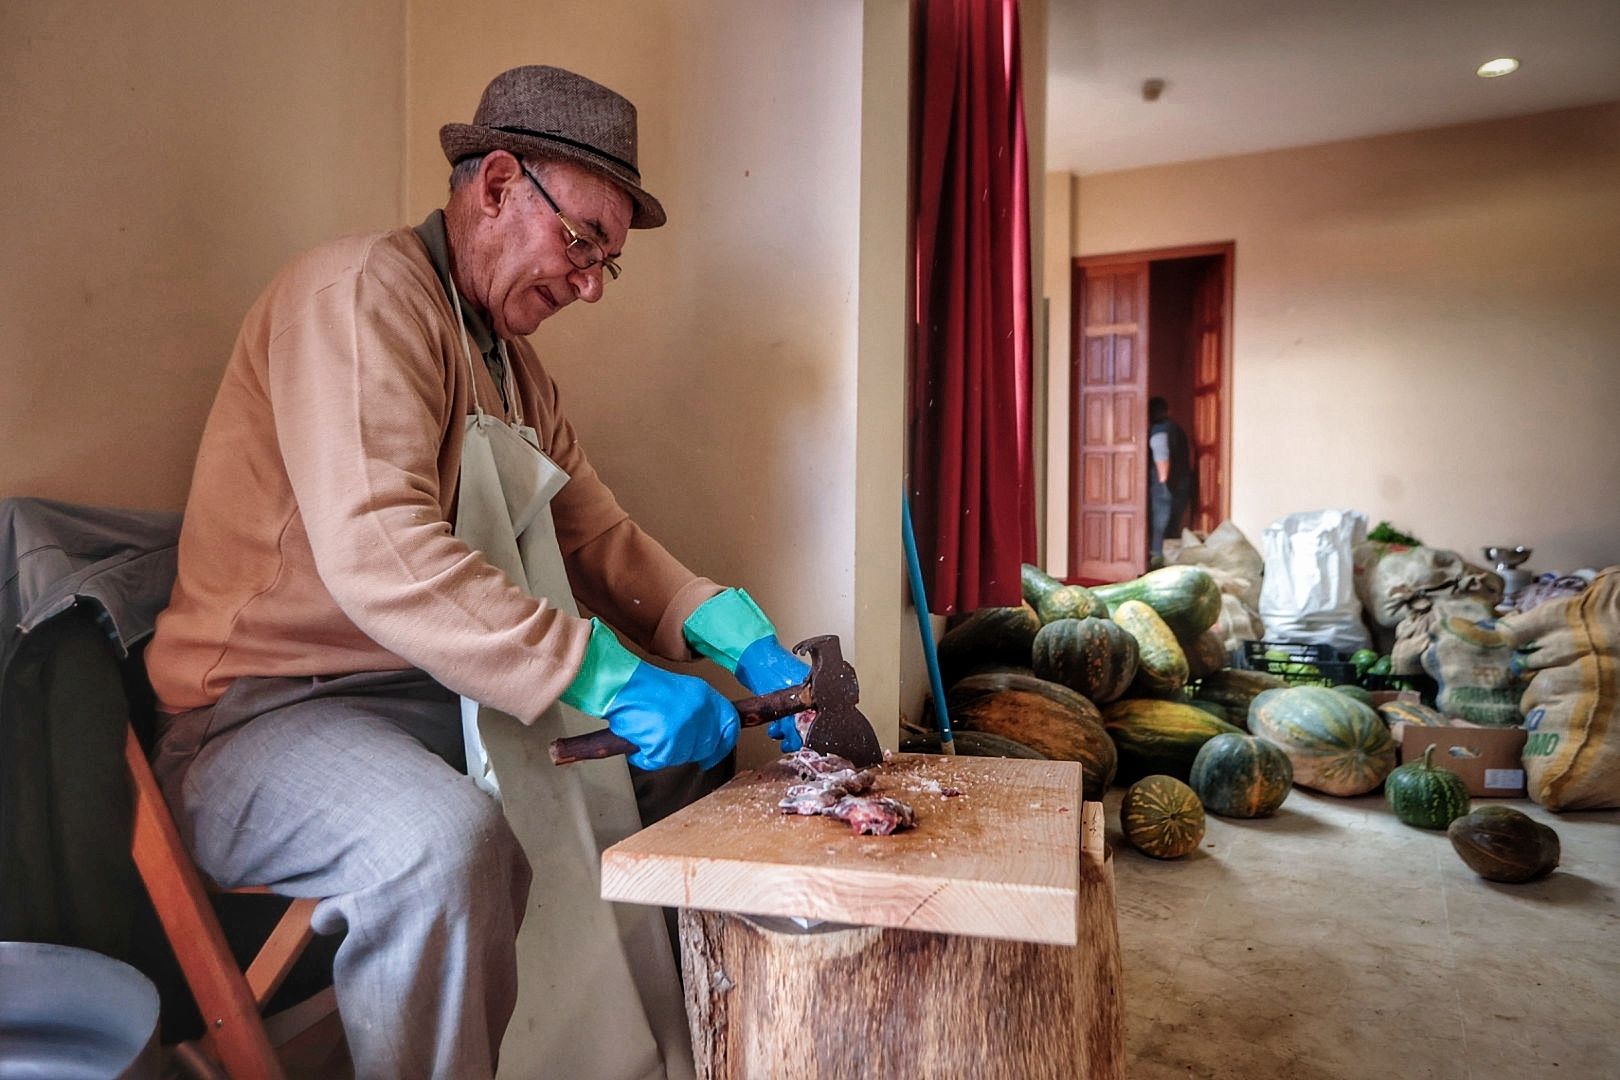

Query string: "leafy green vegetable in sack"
[1367, 521, 1422, 546]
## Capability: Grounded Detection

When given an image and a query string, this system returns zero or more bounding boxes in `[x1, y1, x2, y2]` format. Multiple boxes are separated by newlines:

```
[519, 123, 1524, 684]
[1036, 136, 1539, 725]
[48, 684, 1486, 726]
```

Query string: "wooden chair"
[124, 725, 337, 1079]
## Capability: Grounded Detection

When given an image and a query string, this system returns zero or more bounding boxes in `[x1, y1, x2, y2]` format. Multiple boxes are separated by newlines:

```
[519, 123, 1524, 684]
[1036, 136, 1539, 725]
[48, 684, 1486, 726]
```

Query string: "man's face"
[484, 160, 632, 338]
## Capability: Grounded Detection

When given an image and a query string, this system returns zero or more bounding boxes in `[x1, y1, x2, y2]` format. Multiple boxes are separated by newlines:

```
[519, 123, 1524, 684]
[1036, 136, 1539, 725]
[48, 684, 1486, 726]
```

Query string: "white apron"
[449, 302, 693, 1080]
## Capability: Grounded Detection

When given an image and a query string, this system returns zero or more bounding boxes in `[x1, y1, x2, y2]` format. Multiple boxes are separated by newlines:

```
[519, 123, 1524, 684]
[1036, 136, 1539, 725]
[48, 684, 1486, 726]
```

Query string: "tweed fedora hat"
[440, 65, 665, 229]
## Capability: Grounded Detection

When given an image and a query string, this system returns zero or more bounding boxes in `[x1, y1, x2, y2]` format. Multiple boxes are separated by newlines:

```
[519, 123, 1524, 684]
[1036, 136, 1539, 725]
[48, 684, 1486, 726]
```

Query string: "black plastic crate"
[1239, 640, 1357, 687]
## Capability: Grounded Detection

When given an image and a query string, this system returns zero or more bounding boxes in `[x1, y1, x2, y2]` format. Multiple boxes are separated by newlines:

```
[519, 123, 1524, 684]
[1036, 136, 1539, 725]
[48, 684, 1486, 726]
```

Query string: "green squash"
[1020, 563, 1108, 624]
[947, 676, 1116, 799]
[1331, 684, 1376, 707]
[1191, 669, 1287, 731]
[1377, 700, 1450, 729]
[1103, 699, 1243, 782]
[1249, 686, 1397, 796]
[1092, 566, 1222, 639]
[1385, 743, 1471, 829]
[1448, 806, 1560, 883]
[1031, 617, 1139, 705]
[1113, 600, 1190, 696]
[935, 603, 1041, 685]
[1189, 733, 1293, 818]
[1121, 775, 1206, 859]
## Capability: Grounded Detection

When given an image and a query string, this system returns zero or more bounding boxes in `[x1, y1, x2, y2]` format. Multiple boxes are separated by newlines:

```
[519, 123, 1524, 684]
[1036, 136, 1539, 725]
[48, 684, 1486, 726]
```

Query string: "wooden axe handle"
[549, 682, 812, 765]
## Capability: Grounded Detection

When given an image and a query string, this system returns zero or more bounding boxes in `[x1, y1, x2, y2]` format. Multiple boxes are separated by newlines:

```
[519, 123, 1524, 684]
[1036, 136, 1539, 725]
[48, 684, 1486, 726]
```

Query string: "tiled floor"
[1105, 788, 1619, 1080]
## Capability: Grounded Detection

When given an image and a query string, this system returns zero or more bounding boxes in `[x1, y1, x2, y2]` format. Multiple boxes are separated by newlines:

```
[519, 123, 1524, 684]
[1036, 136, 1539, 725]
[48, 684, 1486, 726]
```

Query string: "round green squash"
[1448, 806, 1560, 883]
[1103, 699, 1243, 782]
[947, 676, 1117, 799]
[1249, 686, 1397, 796]
[1189, 733, 1293, 818]
[1113, 600, 1189, 696]
[1121, 775, 1206, 859]
[1092, 566, 1222, 639]
[936, 603, 1040, 684]
[1031, 617, 1139, 705]
[1385, 743, 1470, 829]
[1020, 563, 1107, 624]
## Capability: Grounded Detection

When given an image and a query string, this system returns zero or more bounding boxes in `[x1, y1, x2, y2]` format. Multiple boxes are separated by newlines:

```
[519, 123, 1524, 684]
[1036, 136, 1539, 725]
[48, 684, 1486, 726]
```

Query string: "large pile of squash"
[914, 563, 1560, 877]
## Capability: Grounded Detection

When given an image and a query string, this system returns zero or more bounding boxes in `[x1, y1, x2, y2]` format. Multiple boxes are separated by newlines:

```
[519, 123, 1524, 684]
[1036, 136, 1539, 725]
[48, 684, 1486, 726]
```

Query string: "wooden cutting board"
[600, 754, 1082, 946]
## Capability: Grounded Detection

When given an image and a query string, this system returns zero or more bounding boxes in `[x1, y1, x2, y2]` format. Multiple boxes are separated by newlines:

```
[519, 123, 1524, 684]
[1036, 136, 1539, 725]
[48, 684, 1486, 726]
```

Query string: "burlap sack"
[1215, 592, 1265, 654]
[1353, 543, 1502, 629]
[1388, 571, 1502, 675]
[1420, 614, 1523, 726]
[1501, 567, 1620, 811]
[1173, 521, 1264, 611]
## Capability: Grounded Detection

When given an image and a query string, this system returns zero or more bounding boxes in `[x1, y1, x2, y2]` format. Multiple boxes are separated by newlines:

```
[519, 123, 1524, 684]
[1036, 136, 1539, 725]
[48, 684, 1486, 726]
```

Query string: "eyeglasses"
[521, 166, 621, 281]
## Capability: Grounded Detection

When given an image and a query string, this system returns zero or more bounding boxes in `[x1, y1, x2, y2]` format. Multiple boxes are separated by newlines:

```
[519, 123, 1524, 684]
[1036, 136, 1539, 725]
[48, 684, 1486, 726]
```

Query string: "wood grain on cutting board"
[601, 754, 1082, 945]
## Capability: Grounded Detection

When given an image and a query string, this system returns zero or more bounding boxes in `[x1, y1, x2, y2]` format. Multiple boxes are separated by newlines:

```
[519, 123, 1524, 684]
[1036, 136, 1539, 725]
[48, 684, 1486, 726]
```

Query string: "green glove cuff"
[559, 619, 643, 718]
[683, 588, 776, 674]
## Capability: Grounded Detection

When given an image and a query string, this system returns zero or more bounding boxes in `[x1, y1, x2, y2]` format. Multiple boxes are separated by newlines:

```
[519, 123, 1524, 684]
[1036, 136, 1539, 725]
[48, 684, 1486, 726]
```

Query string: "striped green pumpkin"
[1249, 686, 1397, 796]
[1113, 601, 1189, 696]
[1189, 733, 1293, 818]
[1031, 617, 1139, 705]
[1121, 775, 1206, 859]
[1385, 743, 1471, 829]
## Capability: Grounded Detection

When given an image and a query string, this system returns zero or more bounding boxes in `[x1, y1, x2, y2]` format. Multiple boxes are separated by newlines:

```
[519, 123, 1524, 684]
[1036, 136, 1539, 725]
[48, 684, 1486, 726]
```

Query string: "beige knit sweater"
[146, 225, 718, 721]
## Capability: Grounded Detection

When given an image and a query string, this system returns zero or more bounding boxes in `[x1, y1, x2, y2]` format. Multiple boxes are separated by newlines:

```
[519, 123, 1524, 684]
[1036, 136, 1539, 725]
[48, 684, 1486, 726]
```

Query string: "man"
[145, 66, 807, 1079]
[1147, 395, 1192, 560]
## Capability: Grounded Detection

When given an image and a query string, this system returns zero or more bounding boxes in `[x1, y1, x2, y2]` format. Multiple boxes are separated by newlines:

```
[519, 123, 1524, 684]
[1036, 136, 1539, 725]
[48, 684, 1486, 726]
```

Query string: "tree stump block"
[677, 802, 1123, 1079]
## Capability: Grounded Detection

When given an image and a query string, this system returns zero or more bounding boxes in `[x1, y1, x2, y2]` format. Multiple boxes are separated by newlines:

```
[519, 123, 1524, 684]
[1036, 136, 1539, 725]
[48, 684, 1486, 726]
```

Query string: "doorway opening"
[1068, 243, 1233, 584]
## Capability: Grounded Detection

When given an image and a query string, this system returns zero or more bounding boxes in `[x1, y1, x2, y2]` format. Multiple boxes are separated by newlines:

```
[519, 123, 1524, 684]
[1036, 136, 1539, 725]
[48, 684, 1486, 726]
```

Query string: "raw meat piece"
[828, 795, 916, 836]
[773, 749, 856, 781]
[779, 783, 843, 815]
[775, 768, 876, 815]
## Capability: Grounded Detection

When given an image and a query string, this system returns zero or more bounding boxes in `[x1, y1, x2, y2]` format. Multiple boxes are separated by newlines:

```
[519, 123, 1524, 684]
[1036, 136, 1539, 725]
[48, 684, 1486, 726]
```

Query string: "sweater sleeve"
[265, 249, 590, 722]
[514, 345, 723, 662]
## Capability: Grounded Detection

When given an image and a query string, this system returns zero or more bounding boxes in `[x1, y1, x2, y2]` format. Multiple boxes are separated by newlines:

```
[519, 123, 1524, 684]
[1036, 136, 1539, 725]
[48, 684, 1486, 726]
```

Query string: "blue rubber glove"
[561, 619, 739, 771]
[684, 589, 811, 752]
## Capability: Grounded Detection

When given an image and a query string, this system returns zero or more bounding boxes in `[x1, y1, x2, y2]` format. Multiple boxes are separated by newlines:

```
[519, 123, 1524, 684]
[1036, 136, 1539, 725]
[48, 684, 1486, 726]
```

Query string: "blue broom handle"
[901, 494, 956, 753]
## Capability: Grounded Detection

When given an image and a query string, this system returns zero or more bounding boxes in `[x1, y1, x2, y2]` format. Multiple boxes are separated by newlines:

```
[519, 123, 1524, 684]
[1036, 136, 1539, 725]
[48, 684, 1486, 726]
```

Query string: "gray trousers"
[153, 670, 530, 1080]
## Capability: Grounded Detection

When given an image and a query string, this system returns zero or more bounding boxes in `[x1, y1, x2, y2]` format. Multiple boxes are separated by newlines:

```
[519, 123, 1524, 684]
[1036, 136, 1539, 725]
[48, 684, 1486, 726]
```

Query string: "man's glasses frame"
[521, 166, 622, 281]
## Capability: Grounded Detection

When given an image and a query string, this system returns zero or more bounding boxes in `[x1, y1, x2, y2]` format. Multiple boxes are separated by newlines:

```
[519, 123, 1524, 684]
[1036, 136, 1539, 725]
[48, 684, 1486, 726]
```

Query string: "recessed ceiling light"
[1477, 57, 1520, 78]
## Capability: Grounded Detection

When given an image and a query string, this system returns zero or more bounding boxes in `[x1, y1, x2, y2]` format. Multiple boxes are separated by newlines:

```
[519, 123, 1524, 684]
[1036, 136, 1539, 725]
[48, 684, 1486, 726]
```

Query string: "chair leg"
[245, 898, 320, 1008]
[125, 726, 287, 1080]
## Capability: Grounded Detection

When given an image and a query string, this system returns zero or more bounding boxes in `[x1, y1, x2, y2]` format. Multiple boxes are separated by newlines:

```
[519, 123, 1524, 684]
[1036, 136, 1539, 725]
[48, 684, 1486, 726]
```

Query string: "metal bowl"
[0, 942, 160, 1080]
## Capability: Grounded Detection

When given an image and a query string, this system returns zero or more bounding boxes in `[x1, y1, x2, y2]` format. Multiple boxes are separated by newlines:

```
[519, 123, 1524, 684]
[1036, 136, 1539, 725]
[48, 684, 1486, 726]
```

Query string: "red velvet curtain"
[909, 0, 1037, 614]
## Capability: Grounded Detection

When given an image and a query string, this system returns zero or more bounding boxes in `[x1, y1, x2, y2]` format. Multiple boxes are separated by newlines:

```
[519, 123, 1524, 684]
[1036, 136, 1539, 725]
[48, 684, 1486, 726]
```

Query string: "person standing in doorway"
[1148, 396, 1191, 561]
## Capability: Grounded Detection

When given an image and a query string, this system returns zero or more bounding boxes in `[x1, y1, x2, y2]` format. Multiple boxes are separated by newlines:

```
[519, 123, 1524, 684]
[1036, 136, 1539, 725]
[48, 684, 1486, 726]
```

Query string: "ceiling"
[1045, 0, 1620, 175]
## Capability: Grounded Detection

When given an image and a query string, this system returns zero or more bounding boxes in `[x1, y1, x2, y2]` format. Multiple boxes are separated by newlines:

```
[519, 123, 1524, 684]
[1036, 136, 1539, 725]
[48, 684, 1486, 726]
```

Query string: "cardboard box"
[1400, 725, 1528, 798]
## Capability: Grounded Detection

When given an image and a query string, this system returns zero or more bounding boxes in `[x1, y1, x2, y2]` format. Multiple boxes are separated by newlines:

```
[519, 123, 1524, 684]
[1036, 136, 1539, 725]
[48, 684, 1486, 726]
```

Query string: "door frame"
[1068, 241, 1235, 582]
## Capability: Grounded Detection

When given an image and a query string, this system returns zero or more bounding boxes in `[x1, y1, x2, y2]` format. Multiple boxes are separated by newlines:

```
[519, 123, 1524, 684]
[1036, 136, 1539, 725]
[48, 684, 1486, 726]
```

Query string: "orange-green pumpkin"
[1181, 629, 1229, 681]
[1188, 732, 1293, 818]
[1121, 775, 1206, 858]
[947, 674, 1117, 799]
[1103, 699, 1243, 782]
[1031, 617, 1139, 705]
[1249, 686, 1397, 796]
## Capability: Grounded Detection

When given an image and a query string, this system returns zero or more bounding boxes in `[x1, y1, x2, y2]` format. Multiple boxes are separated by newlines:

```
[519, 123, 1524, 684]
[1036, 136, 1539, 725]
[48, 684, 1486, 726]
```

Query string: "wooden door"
[1190, 261, 1225, 533]
[1069, 263, 1147, 583]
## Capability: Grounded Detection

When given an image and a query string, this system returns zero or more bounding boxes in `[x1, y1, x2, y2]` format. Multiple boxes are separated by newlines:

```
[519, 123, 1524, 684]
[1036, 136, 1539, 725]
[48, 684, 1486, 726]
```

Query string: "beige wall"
[0, 0, 405, 509]
[407, 1, 910, 756]
[1062, 102, 1620, 574]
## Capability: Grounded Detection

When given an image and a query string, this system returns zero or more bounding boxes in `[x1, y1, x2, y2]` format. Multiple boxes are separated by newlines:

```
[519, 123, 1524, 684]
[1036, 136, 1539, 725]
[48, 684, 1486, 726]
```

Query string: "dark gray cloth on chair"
[0, 497, 181, 957]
